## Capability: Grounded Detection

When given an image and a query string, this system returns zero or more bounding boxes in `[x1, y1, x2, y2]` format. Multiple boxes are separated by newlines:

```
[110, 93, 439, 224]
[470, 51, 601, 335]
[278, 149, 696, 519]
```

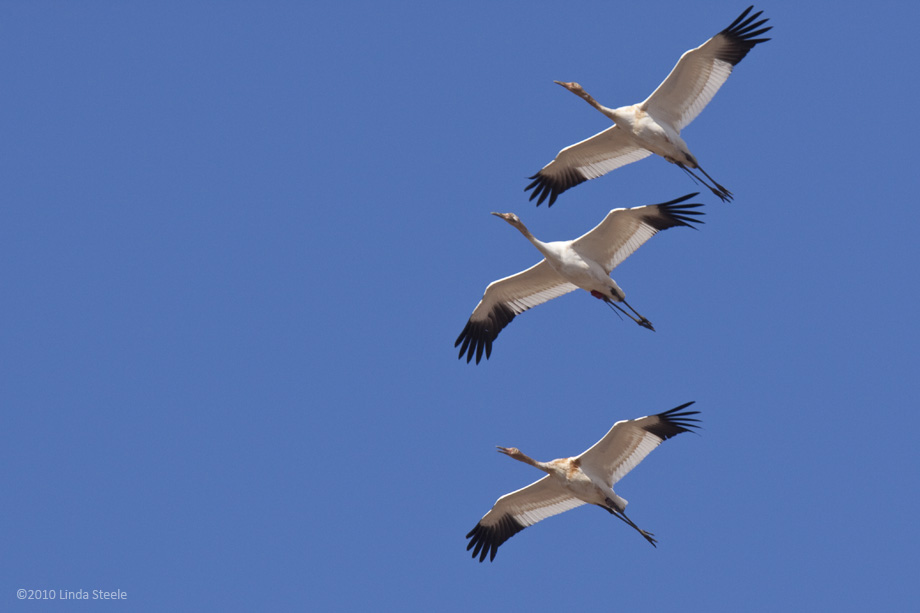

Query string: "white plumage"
[525, 6, 771, 206]
[455, 194, 703, 364]
[466, 402, 700, 562]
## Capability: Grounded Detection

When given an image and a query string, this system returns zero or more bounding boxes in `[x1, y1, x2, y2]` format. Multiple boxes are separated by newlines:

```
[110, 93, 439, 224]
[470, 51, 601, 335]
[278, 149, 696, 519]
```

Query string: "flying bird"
[455, 193, 703, 364]
[525, 5, 771, 206]
[466, 402, 700, 562]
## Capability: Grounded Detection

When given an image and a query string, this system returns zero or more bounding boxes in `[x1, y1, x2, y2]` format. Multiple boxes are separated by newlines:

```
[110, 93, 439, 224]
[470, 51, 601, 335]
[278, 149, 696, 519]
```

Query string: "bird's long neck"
[512, 222, 554, 259]
[571, 88, 617, 122]
[511, 451, 550, 473]
[511, 220, 536, 243]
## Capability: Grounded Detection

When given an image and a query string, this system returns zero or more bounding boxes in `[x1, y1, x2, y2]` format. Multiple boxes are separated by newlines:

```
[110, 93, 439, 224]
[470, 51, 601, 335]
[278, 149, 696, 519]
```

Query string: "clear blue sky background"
[2, 1, 918, 611]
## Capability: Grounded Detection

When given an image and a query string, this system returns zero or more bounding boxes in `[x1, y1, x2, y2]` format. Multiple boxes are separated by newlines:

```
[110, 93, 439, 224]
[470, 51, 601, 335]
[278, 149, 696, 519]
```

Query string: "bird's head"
[491, 212, 521, 227]
[553, 80, 585, 95]
[496, 446, 521, 458]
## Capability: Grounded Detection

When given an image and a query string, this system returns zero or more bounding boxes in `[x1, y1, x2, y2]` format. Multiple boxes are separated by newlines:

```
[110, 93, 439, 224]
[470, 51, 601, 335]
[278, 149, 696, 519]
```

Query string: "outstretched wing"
[577, 402, 701, 489]
[466, 475, 586, 562]
[524, 126, 652, 207]
[571, 193, 704, 273]
[455, 261, 577, 364]
[642, 6, 771, 131]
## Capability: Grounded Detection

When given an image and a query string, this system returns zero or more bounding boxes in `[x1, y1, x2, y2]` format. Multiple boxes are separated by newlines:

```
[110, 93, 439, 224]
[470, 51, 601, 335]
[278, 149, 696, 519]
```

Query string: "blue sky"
[2, 1, 918, 611]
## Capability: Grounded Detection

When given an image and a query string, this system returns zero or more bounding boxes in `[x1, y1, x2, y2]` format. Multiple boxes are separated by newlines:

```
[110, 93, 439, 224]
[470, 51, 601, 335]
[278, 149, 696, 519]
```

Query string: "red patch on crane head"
[590, 290, 606, 300]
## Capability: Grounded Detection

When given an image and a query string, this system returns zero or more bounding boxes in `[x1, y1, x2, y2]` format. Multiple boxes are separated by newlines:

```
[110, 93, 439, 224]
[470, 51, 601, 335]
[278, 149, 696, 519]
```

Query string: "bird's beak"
[496, 446, 510, 454]
[554, 81, 583, 94]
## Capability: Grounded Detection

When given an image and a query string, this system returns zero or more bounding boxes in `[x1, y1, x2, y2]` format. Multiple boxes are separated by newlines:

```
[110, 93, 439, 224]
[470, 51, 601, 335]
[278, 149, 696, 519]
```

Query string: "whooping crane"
[525, 6, 771, 206]
[455, 194, 703, 364]
[466, 402, 700, 562]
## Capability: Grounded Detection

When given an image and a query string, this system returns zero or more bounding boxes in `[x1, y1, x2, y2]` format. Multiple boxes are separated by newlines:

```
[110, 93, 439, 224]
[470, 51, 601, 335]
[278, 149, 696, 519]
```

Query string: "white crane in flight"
[466, 402, 701, 562]
[455, 194, 703, 364]
[525, 6, 771, 206]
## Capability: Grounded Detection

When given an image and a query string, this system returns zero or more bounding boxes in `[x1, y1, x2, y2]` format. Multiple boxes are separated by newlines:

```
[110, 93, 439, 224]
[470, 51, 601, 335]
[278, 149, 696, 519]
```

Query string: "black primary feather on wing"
[715, 6, 772, 66]
[465, 514, 526, 563]
[642, 193, 705, 231]
[454, 302, 516, 364]
[643, 402, 701, 440]
[524, 167, 587, 208]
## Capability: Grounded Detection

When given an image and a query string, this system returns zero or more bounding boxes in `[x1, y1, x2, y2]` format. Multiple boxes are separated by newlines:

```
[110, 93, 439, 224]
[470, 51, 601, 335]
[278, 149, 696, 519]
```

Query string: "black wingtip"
[653, 192, 700, 207]
[465, 515, 525, 563]
[652, 402, 702, 438]
[717, 6, 772, 65]
[524, 170, 585, 207]
[644, 194, 706, 231]
[454, 304, 516, 365]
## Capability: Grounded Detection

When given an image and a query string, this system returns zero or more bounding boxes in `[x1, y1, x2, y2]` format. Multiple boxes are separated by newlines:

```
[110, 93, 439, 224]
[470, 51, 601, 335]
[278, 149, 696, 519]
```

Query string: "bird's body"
[527, 236, 625, 301]
[510, 455, 628, 512]
[525, 6, 771, 206]
[609, 105, 694, 167]
[466, 403, 701, 562]
[455, 194, 703, 364]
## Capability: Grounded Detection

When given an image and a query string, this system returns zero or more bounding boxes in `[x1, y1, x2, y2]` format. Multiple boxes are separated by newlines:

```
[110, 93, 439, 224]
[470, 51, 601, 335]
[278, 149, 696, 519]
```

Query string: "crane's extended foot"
[621, 299, 655, 332]
[636, 528, 658, 547]
[697, 166, 733, 202]
[709, 184, 733, 203]
[678, 163, 733, 203]
[597, 294, 656, 331]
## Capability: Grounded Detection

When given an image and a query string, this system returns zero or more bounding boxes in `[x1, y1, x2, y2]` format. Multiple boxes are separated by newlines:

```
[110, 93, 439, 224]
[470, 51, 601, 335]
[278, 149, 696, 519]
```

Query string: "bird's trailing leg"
[591, 290, 655, 331]
[620, 298, 654, 331]
[677, 163, 733, 203]
[600, 500, 658, 547]
[697, 165, 733, 202]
